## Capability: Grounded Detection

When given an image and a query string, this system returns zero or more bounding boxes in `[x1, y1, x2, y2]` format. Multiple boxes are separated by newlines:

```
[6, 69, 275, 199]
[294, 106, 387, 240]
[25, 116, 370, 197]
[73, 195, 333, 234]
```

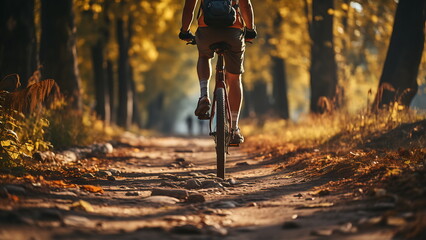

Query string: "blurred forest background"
[0, 0, 425, 137]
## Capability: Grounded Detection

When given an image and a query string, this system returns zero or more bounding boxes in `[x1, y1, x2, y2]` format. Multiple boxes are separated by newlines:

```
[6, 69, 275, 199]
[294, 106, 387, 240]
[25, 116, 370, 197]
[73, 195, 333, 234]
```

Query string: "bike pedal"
[228, 143, 240, 147]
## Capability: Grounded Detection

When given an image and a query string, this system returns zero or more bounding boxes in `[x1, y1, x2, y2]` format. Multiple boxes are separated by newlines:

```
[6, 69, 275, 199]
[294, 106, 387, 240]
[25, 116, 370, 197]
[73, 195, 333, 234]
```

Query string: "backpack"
[201, 0, 237, 28]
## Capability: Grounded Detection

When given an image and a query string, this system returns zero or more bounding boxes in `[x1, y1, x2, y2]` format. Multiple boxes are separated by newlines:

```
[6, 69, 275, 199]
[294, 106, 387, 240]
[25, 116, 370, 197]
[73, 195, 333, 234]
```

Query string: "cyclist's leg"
[225, 72, 242, 129]
[222, 28, 245, 143]
[197, 55, 212, 97]
[195, 28, 216, 117]
[195, 28, 214, 98]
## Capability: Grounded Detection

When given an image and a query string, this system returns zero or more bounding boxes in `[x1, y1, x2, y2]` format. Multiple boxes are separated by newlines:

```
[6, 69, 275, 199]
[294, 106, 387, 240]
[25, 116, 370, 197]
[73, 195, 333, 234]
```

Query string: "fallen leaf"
[80, 185, 104, 193]
[8, 194, 19, 202]
[49, 180, 77, 188]
[71, 200, 94, 212]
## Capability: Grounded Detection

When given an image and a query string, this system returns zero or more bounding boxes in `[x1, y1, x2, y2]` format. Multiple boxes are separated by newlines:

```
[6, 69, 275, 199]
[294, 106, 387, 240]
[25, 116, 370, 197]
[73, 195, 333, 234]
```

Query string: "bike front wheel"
[215, 88, 226, 179]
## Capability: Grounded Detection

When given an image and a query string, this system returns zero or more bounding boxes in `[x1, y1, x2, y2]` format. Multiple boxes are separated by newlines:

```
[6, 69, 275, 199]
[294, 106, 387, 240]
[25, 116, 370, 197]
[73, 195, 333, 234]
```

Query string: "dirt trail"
[0, 136, 398, 240]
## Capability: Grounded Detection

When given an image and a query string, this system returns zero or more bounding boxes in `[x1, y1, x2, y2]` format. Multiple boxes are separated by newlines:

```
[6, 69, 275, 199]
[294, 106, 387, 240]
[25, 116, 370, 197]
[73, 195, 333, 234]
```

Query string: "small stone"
[107, 168, 121, 175]
[163, 215, 187, 221]
[107, 176, 116, 181]
[159, 174, 180, 181]
[282, 221, 301, 229]
[175, 158, 185, 163]
[189, 172, 201, 177]
[169, 163, 180, 168]
[171, 224, 202, 234]
[57, 151, 78, 162]
[305, 197, 315, 201]
[236, 162, 250, 166]
[159, 181, 178, 188]
[185, 179, 202, 189]
[82, 173, 95, 179]
[293, 193, 303, 198]
[247, 202, 257, 207]
[63, 215, 91, 227]
[143, 196, 180, 204]
[336, 222, 357, 234]
[4, 185, 26, 195]
[96, 170, 113, 177]
[187, 194, 206, 203]
[227, 178, 237, 185]
[33, 151, 56, 162]
[180, 161, 195, 168]
[151, 188, 189, 200]
[201, 180, 223, 189]
[311, 229, 333, 236]
[205, 224, 228, 236]
[125, 191, 139, 196]
[213, 201, 238, 208]
[91, 143, 114, 155]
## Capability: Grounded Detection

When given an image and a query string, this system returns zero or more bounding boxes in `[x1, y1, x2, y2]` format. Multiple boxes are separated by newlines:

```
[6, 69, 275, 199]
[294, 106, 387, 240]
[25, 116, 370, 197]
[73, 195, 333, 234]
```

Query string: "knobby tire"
[215, 88, 226, 179]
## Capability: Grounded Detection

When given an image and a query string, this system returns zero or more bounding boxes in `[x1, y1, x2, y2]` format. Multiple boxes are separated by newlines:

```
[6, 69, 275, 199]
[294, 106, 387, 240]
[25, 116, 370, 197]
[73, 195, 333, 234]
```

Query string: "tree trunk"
[272, 56, 289, 119]
[107, 60, 116, 124]
[0, 0, 37, 86]
[130, 66, 143, 128]
[374, 0, 426, 109]
[309, 0, 338, 113]
[91, 41, 110, 124]
[40, 0, 81, 110]
[252, 81, 270, 116]
[116, 18, 133, 129]
[91, 2, 111, 125]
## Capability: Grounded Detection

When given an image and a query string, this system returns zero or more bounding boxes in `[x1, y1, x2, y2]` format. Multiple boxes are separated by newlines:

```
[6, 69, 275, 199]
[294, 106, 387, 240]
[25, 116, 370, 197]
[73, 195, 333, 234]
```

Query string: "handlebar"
[185, 38, 252, 45]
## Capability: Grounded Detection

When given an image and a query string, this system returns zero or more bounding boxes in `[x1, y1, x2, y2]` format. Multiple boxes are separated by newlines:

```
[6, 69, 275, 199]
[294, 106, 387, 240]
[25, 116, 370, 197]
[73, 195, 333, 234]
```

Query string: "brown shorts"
[195, 27, 245, 74]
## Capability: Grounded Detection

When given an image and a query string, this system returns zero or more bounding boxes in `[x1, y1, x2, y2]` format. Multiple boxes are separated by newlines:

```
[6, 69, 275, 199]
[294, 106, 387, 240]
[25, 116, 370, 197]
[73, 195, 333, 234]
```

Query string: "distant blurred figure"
[186, 115, 193, 136]
[198, 119, 206, 135]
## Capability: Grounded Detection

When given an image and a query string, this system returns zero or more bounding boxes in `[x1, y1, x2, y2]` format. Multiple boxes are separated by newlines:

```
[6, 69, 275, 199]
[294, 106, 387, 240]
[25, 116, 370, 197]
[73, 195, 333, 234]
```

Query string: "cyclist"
[179, 0, 257, 144]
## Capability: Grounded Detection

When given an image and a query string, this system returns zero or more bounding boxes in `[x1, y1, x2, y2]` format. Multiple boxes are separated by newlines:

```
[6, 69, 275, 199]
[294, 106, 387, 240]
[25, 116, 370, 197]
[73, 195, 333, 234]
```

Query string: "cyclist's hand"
[179, 29, 195, 42]
[244, 27, 257, 42]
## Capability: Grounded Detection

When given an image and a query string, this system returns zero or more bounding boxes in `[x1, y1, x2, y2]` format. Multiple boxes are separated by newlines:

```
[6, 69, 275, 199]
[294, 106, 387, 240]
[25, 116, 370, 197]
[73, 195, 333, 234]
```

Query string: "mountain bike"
[188, 39, 238, 179]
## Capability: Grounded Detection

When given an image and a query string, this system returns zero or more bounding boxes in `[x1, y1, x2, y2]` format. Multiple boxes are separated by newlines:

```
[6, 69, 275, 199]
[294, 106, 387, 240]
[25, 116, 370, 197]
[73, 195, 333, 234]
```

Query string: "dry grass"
[241, 107, 426, 194]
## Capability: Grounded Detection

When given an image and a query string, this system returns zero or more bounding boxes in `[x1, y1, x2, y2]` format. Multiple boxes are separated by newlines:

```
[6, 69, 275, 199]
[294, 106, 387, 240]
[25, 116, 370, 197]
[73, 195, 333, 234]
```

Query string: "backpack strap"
[197, 0, 203, 20]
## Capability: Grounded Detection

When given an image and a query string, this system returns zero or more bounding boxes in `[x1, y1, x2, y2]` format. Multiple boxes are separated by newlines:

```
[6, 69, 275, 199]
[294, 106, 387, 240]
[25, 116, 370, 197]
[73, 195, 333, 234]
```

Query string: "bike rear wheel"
[215, 88, 226, 179]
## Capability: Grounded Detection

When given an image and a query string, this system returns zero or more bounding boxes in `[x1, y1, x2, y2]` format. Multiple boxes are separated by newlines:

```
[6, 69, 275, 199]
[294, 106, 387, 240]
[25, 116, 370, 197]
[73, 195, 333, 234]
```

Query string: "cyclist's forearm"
[240, 0, 255, 29]
[181, 0, 197, 31]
